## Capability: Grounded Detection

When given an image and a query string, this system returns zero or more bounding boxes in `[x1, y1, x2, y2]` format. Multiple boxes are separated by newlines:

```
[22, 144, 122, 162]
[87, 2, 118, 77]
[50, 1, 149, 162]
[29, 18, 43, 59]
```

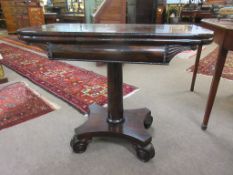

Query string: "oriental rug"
[0, 43, 137, 114]
[188, 48, 233, 80]
[0, 35, 45, 53]
[0, 82, 54, 130]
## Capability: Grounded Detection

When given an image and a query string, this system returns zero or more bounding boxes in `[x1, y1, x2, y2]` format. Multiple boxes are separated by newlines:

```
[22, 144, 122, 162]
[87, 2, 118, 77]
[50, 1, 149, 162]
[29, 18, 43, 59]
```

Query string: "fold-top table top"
[17, 23, 214, 64]
[18, 23, 212, 37]
[17, 23, 213, 45]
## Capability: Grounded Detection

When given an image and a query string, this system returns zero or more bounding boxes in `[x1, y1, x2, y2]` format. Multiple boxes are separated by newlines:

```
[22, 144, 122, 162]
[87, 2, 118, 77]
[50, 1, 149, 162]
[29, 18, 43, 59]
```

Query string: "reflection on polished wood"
[191, 18, 233, 130]
[17, 23, 213, 162]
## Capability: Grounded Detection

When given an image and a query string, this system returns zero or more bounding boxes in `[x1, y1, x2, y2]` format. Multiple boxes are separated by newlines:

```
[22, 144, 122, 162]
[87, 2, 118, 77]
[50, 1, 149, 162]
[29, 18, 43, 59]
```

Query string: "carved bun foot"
[135, 143, 155, 162]
[144, 115, 153, 129]
[70, 135, 89, 153]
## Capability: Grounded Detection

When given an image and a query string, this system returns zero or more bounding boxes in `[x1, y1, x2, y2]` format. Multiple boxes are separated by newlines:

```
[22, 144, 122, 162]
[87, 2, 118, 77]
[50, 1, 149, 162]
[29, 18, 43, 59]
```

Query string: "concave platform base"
[70, 104, 155, 162]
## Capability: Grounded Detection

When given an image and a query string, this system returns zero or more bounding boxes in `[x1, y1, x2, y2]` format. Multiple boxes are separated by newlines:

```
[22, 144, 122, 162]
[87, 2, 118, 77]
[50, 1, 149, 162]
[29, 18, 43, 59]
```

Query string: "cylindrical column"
[107, 63, 124, 124]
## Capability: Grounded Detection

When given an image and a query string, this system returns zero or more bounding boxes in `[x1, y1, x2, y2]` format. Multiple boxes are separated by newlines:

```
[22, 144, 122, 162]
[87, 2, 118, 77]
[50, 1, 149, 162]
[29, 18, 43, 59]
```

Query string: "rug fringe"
[123, 88, 140, 100]
[23, 81, 60, 110]
[0, 40, 47, 57]
[102, 88, 140, 108]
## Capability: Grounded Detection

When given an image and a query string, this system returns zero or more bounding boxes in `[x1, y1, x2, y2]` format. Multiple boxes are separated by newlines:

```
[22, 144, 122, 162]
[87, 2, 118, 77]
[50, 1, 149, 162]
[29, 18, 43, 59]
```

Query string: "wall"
[85, 0, 104, 23]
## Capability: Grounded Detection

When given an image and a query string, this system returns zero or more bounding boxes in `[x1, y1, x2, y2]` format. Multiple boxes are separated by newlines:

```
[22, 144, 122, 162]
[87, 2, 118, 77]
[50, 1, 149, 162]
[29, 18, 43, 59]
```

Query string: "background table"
[191, 18, 233, 130]
[18, 23, 213, 162]
[181, 10, 214, 23]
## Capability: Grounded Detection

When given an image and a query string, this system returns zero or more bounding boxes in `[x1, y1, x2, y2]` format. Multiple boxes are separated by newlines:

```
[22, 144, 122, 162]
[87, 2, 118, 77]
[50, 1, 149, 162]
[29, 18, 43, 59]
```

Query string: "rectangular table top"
[17, 23, 214, 64]
[18, 23, 213, 40]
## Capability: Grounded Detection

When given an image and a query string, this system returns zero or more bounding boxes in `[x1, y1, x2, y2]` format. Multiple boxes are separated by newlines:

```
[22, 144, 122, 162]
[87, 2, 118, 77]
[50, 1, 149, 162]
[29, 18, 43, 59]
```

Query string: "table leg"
[190, 44, 202, 91]
[201, 47, 228, 130]
[70, 63, 155, 162]
[107, 63, 124, 124]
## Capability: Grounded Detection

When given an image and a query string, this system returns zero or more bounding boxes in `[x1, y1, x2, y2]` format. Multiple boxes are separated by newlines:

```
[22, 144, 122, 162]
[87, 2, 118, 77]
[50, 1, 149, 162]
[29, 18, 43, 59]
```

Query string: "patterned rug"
[188, 48, 233, 80]
[0, 35, 45, 53]
[0, 82, 54, 130]
[0, 43, 137, 114]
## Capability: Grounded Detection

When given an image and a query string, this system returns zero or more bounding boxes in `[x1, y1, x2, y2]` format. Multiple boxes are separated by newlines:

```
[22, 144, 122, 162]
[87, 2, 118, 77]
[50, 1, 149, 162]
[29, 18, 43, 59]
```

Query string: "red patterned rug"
[188, 48, 233, 80]
[0, 43, 137, 114]
[0, 82, 54, 130]
[0, 35, 45, 53]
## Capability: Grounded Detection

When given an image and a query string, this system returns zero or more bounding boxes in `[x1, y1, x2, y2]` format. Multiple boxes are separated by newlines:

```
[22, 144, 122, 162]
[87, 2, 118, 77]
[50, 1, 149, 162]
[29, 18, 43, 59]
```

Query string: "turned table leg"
[201, 47, 228, 130]
[190, 44, 202, 92]
[70, 63, 155, 162]
[107, 63, 124, 124]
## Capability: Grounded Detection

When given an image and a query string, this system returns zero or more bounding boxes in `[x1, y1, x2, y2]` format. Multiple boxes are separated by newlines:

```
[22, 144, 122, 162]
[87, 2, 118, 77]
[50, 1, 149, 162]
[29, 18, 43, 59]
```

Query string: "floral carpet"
[0, 35, 45, 53]
[0, 82, 54, 130]
[0, 43, 137, 114]
[188, 48, 233, 80]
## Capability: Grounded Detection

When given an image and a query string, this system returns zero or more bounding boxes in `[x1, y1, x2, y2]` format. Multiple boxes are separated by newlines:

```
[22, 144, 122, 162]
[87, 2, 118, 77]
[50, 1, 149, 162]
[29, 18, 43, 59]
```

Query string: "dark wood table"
[17, 23, 213, 162]
[191, 18, 233, 130]
[45, 13, 85, 24]
[181, 10, 214, 23]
